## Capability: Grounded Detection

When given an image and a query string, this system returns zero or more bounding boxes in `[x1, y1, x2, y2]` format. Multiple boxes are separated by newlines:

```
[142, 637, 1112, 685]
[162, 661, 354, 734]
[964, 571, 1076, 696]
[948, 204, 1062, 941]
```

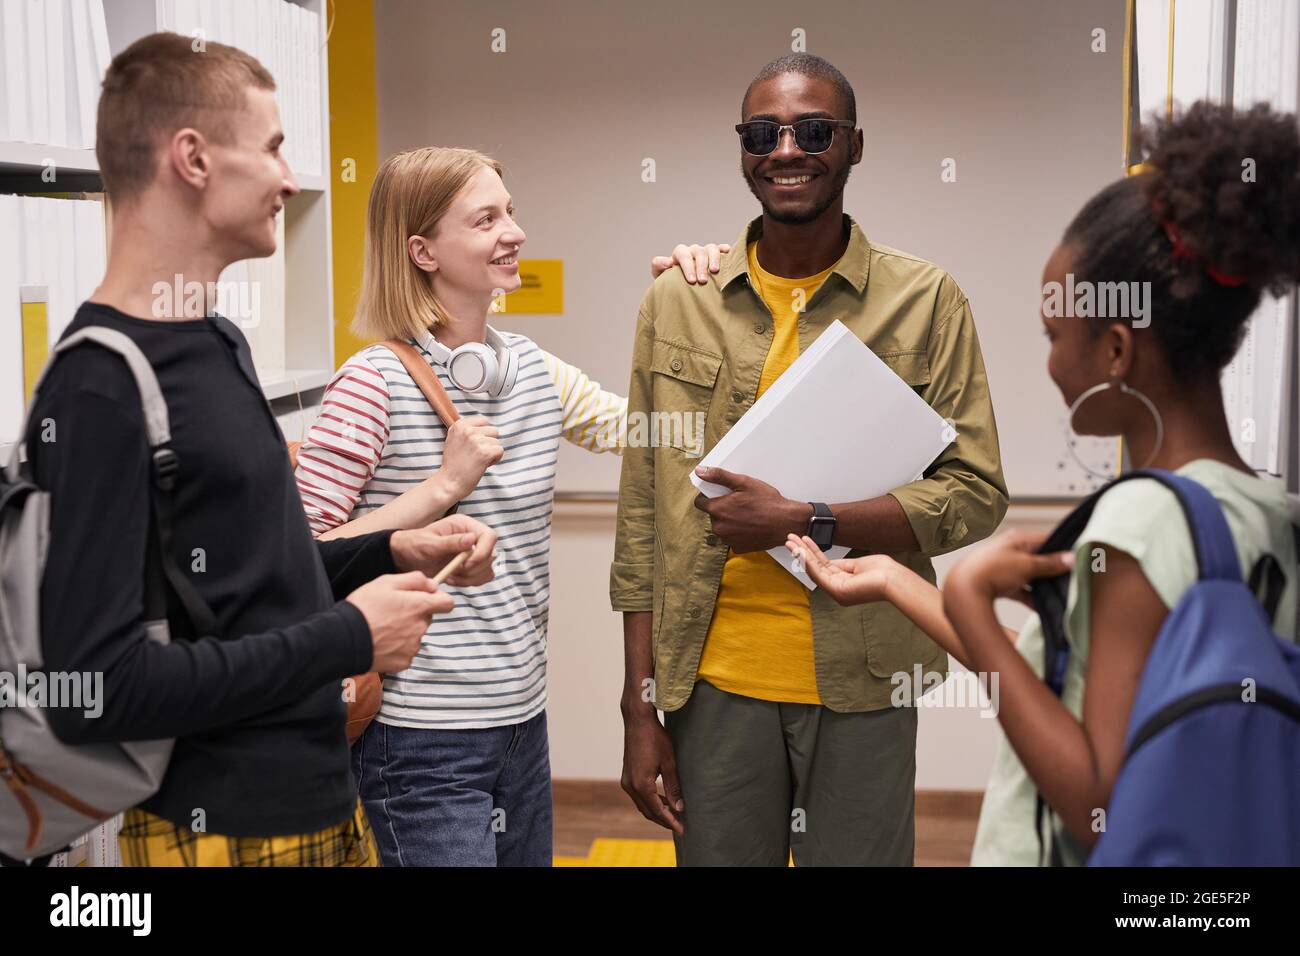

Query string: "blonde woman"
[293, 146, 725, 866]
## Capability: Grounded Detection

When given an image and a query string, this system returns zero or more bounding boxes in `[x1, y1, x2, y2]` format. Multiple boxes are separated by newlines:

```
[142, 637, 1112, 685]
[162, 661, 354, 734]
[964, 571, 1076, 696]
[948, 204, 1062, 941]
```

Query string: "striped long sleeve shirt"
[294, 332, 625, 729]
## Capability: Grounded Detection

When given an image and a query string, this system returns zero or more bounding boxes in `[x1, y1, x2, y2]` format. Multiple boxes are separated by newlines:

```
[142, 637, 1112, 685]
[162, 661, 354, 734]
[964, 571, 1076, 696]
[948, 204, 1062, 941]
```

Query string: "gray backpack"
[0, 326, 215, 863]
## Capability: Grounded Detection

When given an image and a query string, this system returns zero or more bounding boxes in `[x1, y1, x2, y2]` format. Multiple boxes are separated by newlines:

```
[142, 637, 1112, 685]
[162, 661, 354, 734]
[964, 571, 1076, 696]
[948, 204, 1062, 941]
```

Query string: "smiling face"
[739, 72, 862, 225]
[202, 86, 297, 261]
[1041, 242, 1131, 436]
[413, 165, 526, 299]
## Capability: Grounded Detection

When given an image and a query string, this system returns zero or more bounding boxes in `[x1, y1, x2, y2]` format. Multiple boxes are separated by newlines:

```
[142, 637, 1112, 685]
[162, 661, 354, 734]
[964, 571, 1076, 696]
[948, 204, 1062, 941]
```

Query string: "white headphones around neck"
[416, 325, 519, 398]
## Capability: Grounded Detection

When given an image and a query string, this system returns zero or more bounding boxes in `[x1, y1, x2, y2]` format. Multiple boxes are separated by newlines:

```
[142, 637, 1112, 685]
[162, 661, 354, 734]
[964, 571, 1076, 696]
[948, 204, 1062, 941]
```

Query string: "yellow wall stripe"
[328, 0, 379, 369]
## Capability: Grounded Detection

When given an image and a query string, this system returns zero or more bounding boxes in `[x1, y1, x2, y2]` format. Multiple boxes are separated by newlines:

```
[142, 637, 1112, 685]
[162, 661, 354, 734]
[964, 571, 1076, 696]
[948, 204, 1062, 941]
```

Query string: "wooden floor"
[553, 780, 982, 866]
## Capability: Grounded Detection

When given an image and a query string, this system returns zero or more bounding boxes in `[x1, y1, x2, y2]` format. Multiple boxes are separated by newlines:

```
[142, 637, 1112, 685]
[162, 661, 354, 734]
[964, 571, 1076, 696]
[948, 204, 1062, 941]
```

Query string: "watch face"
[809, 515, 835, 547]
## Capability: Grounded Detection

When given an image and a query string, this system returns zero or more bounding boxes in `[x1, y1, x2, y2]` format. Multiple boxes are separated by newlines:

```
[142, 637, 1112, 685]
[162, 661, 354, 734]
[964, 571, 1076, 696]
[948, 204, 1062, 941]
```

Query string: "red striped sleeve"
[294, 356, 390, 535]
[297, 484, 349, 523]
[313, 422, 385, 454]
[331, 385, 387, 415]
[344, 374, 389, 399]
[298, 449, 368, 481]
[346, 362, 387, 383]
[309, 437, 380, 464]
[296, 460, 367, 494]
[317, 411, 386, 446]
[322, 399, 388, 435]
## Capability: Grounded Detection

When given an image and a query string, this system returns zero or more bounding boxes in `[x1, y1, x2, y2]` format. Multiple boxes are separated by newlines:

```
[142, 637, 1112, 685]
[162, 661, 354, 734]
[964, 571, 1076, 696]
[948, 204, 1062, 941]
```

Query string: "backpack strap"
[1148, 471, 1242, 582]
[1028, 472, 1171, 697]
[7, 326, 172, 483]
[146, 442, 217, 638]
[14, 326, 217, 638]
[1026, 467, 1240, 864]
[1291, 522, 1300, 645]
[1248, 554, 1286, 623]
[1030, 468, 1242, 692]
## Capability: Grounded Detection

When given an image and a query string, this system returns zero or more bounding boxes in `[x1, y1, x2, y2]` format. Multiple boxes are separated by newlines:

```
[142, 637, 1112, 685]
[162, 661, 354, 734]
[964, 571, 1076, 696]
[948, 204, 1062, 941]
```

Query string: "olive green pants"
[663, 679, 918, 866]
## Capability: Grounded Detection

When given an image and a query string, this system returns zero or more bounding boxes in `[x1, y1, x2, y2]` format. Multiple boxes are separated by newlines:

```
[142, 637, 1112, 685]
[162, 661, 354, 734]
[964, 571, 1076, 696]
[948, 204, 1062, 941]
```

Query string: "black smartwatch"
[807, 502, 836, 551]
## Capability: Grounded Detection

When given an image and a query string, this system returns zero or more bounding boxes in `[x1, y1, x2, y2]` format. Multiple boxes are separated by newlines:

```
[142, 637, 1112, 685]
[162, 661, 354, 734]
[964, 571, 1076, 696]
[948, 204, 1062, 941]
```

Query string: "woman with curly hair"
[786, 101, 1300, 865]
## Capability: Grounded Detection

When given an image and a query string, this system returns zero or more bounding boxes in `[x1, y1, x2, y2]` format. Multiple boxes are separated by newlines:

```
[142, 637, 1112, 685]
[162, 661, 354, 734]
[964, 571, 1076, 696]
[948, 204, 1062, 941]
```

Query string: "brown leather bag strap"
[13, 762, 113, 823]
[0, 749, 43, 852]
[382, 339, 461, 428]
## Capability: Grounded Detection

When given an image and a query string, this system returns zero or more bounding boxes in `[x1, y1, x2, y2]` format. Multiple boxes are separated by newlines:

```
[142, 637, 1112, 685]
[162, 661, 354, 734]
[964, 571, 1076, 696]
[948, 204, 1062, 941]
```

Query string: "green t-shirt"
[970, 459, 1297, 866]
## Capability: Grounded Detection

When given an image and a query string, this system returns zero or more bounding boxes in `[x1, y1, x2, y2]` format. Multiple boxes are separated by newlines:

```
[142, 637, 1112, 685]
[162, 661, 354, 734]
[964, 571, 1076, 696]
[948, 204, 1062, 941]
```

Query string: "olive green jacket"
[611, 215, 1008, 712]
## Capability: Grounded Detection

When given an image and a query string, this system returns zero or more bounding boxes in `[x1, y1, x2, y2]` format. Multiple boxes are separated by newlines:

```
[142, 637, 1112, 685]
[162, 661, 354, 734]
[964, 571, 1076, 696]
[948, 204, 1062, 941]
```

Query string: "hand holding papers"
[688, 320, 953, 589]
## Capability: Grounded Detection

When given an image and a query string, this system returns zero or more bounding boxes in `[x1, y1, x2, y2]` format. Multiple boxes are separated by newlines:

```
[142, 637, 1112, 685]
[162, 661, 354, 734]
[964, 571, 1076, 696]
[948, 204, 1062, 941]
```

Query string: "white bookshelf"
[0, 0, 336, 410]
[0, 141, 99, 175]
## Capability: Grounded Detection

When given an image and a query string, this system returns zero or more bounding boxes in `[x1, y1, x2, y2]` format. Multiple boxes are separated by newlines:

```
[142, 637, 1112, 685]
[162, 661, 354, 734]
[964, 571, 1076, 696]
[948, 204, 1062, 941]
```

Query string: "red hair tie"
[1160, 218, 1248, 288]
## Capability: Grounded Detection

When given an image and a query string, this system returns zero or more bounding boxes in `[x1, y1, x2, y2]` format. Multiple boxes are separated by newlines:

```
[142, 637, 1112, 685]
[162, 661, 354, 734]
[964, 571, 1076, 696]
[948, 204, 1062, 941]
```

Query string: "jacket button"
[705, 534, 718, 546]
[731, 390, 744, 403]
[670, 359, 682, 372]
[688, 606, 701, 619]
[753, 323, 766, 334]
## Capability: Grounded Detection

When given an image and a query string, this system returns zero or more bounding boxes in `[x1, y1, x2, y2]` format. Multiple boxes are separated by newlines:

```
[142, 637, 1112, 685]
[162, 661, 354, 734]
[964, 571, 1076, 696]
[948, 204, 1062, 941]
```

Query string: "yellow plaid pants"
[118, 800, 378, 867]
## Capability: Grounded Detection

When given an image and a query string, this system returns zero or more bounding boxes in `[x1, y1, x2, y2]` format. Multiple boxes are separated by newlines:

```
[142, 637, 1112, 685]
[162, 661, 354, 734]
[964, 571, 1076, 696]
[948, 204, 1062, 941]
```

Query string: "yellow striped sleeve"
[541, 349, 627, 455]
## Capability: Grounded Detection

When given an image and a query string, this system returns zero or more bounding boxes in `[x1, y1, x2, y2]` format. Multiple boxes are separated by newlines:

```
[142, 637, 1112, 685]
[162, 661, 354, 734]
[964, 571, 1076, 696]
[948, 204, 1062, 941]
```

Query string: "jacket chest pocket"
[649, 339, 721, 456]
[877, 349, 931, 395]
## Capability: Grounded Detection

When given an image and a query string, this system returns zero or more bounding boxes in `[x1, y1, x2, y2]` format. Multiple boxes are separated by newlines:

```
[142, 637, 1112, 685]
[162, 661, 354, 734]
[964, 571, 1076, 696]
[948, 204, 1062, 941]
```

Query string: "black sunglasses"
[734, 119, 856, 156]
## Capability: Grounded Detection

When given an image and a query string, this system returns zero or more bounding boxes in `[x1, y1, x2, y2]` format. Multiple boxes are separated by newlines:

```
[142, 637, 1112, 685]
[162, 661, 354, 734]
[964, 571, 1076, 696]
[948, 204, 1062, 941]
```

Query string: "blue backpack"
[1029, 468, 1300, 866]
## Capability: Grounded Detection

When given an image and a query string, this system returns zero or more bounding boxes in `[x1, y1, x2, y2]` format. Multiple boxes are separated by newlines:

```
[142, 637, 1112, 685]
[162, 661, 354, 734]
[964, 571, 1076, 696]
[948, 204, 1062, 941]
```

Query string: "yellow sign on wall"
[497, 259, 563, 314]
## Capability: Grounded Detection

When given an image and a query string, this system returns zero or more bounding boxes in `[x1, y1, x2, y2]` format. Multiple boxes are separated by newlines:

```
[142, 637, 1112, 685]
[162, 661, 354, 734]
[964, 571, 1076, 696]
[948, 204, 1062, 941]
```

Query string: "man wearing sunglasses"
[612, 54, 1008, 866]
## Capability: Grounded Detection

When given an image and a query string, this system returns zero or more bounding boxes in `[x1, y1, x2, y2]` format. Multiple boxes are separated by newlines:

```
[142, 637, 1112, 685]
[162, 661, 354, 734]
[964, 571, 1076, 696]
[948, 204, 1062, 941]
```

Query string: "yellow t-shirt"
[695, 242, 836, 704]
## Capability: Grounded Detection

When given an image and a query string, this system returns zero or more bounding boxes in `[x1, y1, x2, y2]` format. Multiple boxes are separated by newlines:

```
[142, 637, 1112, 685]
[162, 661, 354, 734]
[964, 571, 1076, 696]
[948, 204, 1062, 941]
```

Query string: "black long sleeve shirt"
[27, 302, 396, 836]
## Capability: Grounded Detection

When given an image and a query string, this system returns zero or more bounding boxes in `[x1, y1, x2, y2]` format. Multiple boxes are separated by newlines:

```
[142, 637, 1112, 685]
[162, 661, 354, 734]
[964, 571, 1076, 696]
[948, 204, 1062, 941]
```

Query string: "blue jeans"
[351, 711, 553, 867]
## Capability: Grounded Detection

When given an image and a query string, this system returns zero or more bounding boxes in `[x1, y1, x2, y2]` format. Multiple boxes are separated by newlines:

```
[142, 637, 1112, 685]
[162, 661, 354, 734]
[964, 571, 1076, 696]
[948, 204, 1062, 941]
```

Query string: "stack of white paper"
[159, 0, 323, 177]
[0, 0, 111, 150]
[689, 320, 952, 589]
